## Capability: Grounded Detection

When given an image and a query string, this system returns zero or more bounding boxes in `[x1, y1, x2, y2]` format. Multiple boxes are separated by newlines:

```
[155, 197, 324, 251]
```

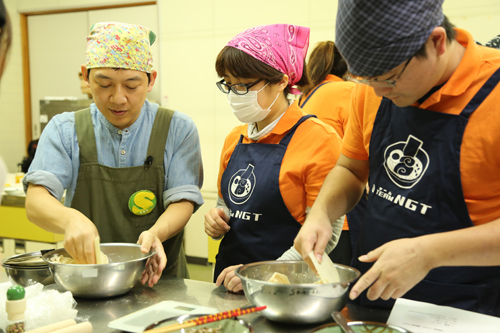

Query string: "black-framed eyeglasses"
[346, 56, 414, 88]
[216, 78, 263, 95]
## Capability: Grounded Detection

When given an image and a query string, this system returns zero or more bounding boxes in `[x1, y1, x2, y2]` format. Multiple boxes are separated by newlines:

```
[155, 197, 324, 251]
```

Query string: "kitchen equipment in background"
[39, 98, 93, 135]
[3, 186, 25, 197]
[42, 243, 155, 298]
[236, 260, 360, 324]
[2, 251, 54, 286]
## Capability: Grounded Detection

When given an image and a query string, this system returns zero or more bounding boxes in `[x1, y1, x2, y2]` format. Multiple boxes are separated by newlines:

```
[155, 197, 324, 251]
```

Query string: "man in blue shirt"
[24, 22, 204, 286]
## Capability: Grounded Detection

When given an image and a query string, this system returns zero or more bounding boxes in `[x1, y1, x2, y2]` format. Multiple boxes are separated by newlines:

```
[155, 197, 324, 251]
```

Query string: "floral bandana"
[226, 24, 310, 95]
[86, 22, 156, 73]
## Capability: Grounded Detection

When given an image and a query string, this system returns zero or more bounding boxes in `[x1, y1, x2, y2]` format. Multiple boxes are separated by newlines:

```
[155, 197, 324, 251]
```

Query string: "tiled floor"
[187, 263, 213, 283]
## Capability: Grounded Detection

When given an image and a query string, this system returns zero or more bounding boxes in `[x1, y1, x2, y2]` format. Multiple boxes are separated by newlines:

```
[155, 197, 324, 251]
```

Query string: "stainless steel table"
[71, 277, 326, 333]
[1, 273, 390, 332]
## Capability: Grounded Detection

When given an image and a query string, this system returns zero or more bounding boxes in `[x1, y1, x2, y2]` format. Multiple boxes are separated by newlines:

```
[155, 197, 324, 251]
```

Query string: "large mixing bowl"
[2, 251, 54, 286]
[42, 243, 155, 298]
[236, 260, 360, 324]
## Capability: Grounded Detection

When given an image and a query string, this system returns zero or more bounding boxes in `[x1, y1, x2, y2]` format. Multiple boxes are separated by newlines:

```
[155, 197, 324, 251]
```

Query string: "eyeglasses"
[346, 56, 413, 88]
[216, 78, 263, 95]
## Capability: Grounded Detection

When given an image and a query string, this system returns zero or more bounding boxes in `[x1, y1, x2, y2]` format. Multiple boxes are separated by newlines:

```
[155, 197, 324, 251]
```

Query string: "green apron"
[71, 107, 188, 278]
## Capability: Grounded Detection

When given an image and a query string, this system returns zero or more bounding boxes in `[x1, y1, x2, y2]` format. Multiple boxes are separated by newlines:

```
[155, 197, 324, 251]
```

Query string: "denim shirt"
[24, 100, 204, 211]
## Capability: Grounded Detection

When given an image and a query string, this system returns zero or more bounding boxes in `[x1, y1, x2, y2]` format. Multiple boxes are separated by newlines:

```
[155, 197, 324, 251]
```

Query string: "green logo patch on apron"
[128, 190, 157, 215]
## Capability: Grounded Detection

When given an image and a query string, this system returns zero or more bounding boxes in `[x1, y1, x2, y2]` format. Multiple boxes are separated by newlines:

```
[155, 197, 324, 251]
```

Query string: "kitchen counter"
[1, 174, 64, 258]
[1, 273, 391, 332]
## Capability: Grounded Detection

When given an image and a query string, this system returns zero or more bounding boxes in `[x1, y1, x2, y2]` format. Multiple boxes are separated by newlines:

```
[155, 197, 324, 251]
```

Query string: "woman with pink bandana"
[204, 24, 344, 292]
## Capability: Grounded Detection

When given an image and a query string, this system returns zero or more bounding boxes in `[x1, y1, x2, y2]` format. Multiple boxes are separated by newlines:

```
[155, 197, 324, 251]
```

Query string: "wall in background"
[0, 0, 25, 173]
[0, 0, 499, 258]
[3, 0, 498, 175]
[444, 0, 500, 43]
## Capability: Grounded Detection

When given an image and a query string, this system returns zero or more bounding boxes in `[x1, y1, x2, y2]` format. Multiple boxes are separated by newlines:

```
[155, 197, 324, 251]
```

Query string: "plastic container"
[5, 285, 26, 333]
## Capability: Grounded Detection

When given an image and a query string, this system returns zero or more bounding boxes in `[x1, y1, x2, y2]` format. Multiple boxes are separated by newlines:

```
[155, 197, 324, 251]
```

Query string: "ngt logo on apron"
[228, 164, 256, 205]
[383, 134, 429, 189]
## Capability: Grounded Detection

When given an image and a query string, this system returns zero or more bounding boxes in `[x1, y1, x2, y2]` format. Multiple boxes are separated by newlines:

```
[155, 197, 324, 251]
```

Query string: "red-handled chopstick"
[143, 305, 266, 333]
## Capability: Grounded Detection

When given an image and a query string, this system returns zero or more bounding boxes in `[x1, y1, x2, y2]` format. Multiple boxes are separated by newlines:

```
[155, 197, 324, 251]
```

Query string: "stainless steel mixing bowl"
[2, 251, 54, 286]
[236, 260, 360, 324]
[42, 243, 155, 298]
[311, 321, 413, 332]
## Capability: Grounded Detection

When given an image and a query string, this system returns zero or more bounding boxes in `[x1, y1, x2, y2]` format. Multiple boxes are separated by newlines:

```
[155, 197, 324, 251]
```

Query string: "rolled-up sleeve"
[163, 112, 204, 212]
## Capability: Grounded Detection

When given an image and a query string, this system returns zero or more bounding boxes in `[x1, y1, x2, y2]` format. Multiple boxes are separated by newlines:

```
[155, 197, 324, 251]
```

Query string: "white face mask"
[227, 83, 280, 123]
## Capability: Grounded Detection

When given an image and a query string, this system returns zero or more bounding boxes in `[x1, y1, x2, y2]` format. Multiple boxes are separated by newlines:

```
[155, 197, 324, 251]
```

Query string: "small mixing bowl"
[2, 251, 54, 286]
[236, 260, 360, 324]
[42, 243, 155, 298]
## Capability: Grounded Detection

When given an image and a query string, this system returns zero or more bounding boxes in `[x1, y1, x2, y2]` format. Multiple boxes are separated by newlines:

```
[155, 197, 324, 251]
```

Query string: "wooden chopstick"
[143, 305, 266, 333]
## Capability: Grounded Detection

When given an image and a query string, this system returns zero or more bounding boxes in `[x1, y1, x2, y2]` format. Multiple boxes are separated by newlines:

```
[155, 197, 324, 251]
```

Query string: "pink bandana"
[226, 24, 310, 95]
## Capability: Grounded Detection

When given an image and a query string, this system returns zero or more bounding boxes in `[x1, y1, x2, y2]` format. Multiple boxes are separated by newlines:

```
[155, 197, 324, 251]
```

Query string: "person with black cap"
[294, 0, 500, 316]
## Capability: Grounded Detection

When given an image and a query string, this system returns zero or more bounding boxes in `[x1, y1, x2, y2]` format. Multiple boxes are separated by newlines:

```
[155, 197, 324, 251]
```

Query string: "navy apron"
[346, 194, 367, 257]
[351, 68, 500, 316]
[214, 115, 315, 280]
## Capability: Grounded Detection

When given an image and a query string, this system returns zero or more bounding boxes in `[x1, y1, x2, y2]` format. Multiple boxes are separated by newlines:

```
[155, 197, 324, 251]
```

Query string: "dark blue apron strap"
[237, 134, 245, 144]
[279, 114, 317, 146]
[298, 82, 331, 108]
[461, 67, 500, 118]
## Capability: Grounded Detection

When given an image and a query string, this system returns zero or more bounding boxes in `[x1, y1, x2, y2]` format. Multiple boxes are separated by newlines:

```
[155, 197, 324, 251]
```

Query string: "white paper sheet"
[387, 298, 500, 333]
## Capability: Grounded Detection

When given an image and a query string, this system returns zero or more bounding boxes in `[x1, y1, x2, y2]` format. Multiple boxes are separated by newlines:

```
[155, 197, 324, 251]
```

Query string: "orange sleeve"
[336, 85, 353, 139]
[280, 118, 342, 224]
[342, 85, 381, 160]
[298, 81, 355, 139]
[303, 122, 342, 210]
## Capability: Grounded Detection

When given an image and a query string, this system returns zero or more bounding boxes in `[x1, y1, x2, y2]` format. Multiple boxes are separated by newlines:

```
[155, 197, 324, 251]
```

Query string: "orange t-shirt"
[297, 74, 355, 139]
[342, 28, 500, 226]
[296, 74, 356, 230]
[217, 102, 342, 225]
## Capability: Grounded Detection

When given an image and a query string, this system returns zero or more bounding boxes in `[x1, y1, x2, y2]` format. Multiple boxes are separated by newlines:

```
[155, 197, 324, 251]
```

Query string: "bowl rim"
[1, 251, 49, 268]
[41, 242, 156, 267]
[235, 260, 361, 286]
[310, 320, 413, 333]
[2, 265, 50, 270]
